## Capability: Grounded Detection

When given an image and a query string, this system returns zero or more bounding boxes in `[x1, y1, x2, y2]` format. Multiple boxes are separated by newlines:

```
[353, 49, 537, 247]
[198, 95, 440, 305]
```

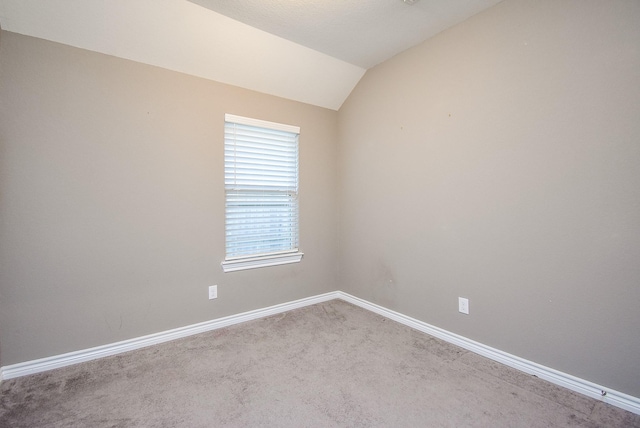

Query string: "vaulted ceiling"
[0, 0, 502, 110]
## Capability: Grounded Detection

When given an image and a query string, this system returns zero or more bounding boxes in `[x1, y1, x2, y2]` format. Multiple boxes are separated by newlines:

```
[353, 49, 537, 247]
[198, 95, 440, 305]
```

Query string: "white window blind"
[223, 114, 301, 271]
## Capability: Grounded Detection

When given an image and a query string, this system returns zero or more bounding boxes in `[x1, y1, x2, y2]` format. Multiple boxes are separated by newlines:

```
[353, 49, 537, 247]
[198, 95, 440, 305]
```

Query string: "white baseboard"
[0, 291, 340, 381]
[335, 291, 640, 416]
[1, 290, 638, 416]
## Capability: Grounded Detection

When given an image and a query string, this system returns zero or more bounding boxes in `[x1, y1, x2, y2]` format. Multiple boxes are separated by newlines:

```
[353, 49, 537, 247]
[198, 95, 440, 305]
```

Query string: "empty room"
[1, 0, 639, 426]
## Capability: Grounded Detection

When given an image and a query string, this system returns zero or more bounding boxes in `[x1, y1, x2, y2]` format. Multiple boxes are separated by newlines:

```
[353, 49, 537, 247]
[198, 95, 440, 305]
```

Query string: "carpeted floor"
[1, 300, 638, 427]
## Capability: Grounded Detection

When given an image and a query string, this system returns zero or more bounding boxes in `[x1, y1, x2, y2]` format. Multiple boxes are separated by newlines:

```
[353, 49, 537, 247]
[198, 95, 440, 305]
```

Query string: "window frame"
[221, 114, 303, 273]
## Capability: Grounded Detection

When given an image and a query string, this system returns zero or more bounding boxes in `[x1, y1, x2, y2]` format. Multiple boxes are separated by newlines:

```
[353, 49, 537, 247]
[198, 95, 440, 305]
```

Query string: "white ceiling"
[189, 0, 503, 69]
[0, 0, 502, 110]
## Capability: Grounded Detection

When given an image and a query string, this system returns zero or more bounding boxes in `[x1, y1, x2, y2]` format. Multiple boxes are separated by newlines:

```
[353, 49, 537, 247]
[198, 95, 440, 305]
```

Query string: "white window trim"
[222, 114, 302, 273]
[221, 251, 303, 273]
[225, 114, 300, 134]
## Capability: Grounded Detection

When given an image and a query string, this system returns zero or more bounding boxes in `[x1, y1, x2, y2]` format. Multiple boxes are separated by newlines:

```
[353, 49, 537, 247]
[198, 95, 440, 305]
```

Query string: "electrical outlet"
[208, 285, 217, 300]
[458, 297, 469, 315]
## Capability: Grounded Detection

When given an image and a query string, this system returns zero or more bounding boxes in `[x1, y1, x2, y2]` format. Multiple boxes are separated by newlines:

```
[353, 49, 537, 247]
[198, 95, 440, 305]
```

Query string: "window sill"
[221, 252, 303, 273]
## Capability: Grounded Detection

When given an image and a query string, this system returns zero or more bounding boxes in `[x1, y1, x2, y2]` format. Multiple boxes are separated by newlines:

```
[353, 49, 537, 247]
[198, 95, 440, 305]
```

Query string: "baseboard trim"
[1, 290, 638, 416]
[0, 291, 340, 381]
[335, 291, 640, 416]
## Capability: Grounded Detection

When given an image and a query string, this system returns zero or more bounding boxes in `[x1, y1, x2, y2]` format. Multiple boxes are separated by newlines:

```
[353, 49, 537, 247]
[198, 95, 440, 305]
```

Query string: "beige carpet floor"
[1, 299, 638, 427]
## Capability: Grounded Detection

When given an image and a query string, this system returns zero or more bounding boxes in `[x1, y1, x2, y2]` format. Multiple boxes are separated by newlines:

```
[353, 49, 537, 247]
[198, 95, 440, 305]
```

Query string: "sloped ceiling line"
[0, 0, 502, 110]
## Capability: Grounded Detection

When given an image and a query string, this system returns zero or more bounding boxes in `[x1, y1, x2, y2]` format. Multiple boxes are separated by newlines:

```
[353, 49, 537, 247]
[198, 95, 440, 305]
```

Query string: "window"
[221, 114, 303, 272]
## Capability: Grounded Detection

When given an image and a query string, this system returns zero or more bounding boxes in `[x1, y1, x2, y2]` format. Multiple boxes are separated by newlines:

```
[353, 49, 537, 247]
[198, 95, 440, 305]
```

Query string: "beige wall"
[0, 22, 2, 368]
[338, 0, 640, 397]
[0, 31, 339, 366]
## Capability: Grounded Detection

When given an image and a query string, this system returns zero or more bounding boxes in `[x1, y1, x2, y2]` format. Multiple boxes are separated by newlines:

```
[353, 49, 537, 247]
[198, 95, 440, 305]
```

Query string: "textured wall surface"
[0, 31, 340, 365]
[338, 0, 640, 397]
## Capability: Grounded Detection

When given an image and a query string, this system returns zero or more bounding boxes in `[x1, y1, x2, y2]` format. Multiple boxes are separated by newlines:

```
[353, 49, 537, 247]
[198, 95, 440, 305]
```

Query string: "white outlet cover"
[209, 285, 218, 300]
[458, 297, 469, 314]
